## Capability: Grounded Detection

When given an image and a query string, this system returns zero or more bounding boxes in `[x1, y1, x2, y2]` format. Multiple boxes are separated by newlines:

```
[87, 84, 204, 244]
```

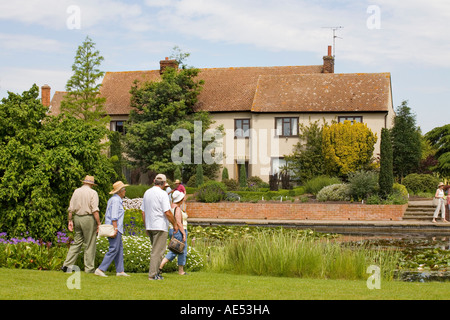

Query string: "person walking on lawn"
[95, 181, 130, 277]
[141, 174, 178, 280]
[61, 175, 101, 273]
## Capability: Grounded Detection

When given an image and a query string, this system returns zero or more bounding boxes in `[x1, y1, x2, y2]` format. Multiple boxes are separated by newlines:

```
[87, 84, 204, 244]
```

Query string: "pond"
[342, 234, 450, 282]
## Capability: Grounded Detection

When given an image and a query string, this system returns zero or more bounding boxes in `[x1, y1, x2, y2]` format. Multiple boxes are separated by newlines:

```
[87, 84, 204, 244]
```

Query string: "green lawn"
[1, 268, 449, 300]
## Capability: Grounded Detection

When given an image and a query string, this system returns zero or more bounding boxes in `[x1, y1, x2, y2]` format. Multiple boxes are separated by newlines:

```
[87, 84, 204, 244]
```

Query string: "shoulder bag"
[168, 207, 186, 254]
[98, 215, 116, 238]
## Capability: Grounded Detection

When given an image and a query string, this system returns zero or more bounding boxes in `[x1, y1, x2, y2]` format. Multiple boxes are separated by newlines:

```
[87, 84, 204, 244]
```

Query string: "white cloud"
[142, 0, 450, 67]
[0, 33, 68, 53]
[0, 67, 71, 97]
[0, 0, 143, 31]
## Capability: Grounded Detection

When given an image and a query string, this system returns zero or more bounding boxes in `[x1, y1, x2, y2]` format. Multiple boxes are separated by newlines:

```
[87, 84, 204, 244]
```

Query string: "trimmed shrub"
[393, 183, 409, 201]
[222, 178, 239, 191]
[125, 185, 151, 199]
[304, 175, 341, 195]
[195, 181, 227, 203]
[221, 167, 229, 180]
[316, 184, 351, 202]
[348, 170, 379, 201]
[402, 173, 440, 194]
[187, 175, 210, 188]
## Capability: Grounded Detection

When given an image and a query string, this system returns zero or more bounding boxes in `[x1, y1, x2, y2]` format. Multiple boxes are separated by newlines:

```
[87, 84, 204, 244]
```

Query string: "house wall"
[210, 111, 393, 182]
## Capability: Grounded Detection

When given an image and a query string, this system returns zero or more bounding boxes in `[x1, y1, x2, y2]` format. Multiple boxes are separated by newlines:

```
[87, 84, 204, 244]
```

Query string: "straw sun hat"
[81, 175, 97, 186]
[109, 181, 129, 194]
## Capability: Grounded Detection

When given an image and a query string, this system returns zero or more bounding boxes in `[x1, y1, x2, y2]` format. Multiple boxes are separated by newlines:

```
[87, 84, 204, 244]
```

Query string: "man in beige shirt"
[62, 175, 101, 273]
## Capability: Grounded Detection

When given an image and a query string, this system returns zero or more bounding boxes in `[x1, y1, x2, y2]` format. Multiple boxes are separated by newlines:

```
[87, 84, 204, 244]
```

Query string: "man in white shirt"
[141, 174, 178, 280]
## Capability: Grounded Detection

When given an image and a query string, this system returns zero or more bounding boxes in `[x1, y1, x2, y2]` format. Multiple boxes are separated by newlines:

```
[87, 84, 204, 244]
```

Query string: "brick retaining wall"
[186, 202, 408, 221]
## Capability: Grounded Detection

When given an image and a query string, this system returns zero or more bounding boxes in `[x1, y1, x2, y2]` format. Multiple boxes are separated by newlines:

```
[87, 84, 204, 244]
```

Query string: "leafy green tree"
[285, 120, 324, 183]
[125, 59, 222, 180]
[60, 36, 108, 126]
[322, 121, 377, 177]
[425, 124, 450, 178]
[379, 128, 394, 198]
[391, 101, 422, 181]
[0, 85, 116, 241]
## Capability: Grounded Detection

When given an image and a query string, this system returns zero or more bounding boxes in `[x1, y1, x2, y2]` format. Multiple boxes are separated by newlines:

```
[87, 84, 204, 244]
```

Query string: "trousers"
[148, 230, 168, 278]
[63, 214, 97, 273]
[98, 232, 124, 273]
[434, 198, 446, 219]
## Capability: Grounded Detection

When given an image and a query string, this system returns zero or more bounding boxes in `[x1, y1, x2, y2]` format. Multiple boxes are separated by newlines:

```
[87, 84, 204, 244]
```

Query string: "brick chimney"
[41, 84, 51, 107]
[322, 46, 334, 73]
[159, 57, 179, 74]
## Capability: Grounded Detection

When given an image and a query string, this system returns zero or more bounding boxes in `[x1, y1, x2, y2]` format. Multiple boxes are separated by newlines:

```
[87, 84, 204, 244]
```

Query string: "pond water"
[337, 233, 450, 282]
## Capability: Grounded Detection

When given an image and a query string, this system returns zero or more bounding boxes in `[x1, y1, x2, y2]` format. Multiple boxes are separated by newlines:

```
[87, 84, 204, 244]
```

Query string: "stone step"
[403, 213, 434, 218]
[402, 215, 434, 221]
[406, 206, 435, 211]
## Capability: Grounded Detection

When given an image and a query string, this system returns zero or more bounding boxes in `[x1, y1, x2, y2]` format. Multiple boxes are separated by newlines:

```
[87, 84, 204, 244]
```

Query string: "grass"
[205, 230, 400, 280]
[1, 268, 450, 300]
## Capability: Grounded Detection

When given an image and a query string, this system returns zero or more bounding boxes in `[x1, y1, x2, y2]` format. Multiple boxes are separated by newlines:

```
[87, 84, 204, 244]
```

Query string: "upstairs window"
[110, 121, 125, 134]
[275, 117, 298, 137]
[338, 116, 363, 124]
[234, 118, 250, 138]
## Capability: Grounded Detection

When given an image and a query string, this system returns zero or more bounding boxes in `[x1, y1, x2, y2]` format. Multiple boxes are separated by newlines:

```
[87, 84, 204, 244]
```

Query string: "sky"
[0, 0, 449, 134]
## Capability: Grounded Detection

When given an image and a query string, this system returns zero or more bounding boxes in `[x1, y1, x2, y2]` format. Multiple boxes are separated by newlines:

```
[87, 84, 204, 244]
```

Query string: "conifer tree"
[379, 128, 393, 198]
[239, 164, 247, 188]
[60, 36, 108, 126]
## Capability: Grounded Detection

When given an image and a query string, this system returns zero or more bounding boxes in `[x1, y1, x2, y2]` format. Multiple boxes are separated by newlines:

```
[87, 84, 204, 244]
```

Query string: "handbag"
[98, 224, 115, 237]
[167, 207, 185, 254]
[432, 198, 440, 206]
[168, 235, 185, 254]
[97, 215, 116, 237]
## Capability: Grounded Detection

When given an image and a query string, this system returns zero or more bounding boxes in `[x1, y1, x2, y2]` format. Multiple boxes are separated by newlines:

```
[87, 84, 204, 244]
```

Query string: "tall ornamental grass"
[208, 230, 399, 280]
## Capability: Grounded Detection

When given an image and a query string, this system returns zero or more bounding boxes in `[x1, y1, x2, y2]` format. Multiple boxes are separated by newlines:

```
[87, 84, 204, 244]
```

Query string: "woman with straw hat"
[432, 182, 448, 223]
[95, 181, 130, 277]
[159, 190, 188, 275]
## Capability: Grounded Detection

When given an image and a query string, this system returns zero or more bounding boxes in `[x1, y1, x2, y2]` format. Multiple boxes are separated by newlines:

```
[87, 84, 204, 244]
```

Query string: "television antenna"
[321, 26, 343, 57]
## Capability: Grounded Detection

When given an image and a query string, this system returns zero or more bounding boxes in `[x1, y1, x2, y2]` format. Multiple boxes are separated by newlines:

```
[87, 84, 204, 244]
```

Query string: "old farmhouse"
[43, 46, 395, 184]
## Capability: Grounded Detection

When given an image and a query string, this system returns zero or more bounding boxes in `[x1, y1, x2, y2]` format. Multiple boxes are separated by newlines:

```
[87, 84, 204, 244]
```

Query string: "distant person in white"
[141, 174, 178, 280]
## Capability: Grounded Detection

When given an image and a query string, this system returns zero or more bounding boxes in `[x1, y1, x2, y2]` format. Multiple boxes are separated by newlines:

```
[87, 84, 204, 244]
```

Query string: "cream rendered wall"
[210, 111, 393, 182]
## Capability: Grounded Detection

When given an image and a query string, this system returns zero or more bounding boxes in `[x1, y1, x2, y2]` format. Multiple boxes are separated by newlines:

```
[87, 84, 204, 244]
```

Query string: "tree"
[425, 124, 450, 178]
[285, 120, 324, 183]
[391, 101, 422, 181]
[322, 121, 377, 177]
[378, 128, 394, 198]
[174, 166, 182, 181]
[0, 85, 116, 241]
[125, 55, 222, 180]
[60, 36, 108, 126]
[195, 164, 204, 187]
[239, 164, 247, 188]
[221, 167, 229, 181]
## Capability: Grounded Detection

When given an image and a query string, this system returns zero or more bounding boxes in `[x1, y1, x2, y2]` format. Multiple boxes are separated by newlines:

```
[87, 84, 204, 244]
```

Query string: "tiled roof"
[48, 66, 392, 116]
[193, 65, 323, 112]
[251, 72, 392, 113]
[100, 70, 161, 115]
[48, 91, 66, 116]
